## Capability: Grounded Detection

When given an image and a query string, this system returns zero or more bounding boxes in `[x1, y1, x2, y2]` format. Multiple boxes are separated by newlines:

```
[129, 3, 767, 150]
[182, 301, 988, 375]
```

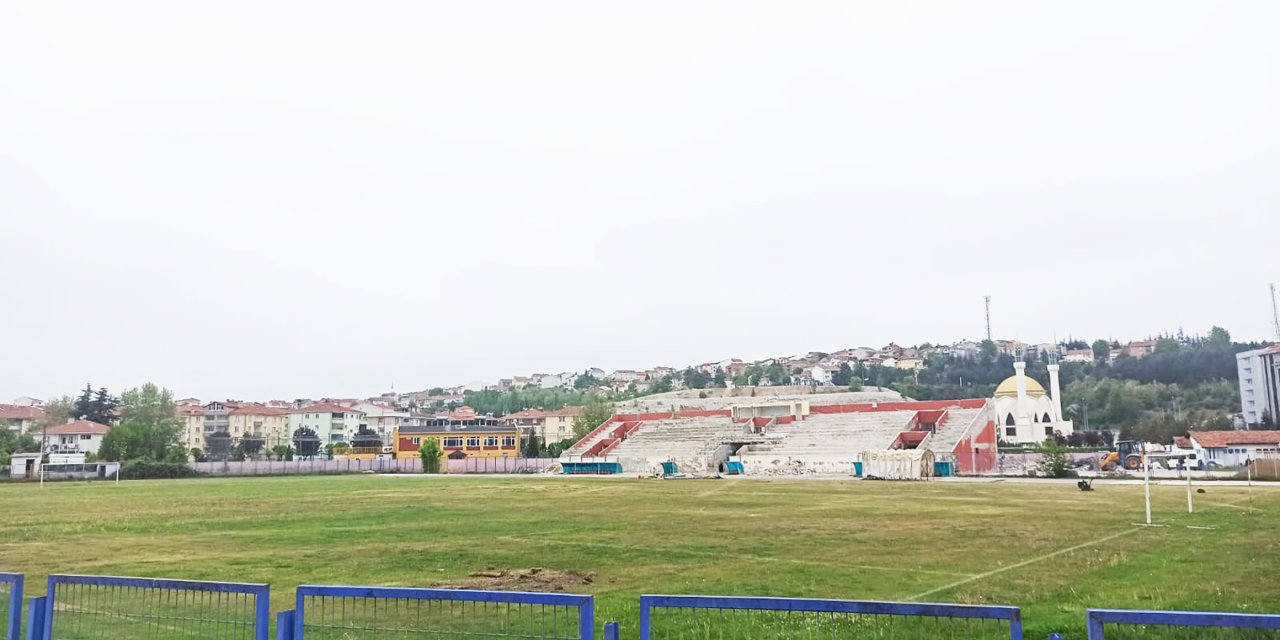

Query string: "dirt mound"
[436, 568, 595, 592]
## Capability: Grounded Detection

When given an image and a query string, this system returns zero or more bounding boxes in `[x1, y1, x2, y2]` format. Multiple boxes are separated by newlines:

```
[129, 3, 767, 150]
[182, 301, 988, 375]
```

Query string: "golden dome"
[994, 375, 1046, 397]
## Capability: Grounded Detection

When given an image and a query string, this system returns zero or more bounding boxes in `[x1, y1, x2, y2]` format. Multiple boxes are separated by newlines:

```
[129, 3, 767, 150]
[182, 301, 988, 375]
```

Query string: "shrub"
[120, 460, 201, 480]
[1036, 440, 1074, 478]
[420, 439, 443, 474]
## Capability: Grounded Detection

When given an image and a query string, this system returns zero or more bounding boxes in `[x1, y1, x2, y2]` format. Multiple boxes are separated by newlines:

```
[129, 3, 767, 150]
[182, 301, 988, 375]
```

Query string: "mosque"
[991, 362, 1074, 445]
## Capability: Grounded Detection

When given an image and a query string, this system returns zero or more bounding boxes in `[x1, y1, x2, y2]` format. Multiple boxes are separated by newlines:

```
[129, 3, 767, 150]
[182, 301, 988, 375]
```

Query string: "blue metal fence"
[639, 595, 1023, 640]
[0, 573, 21, 640]
[1086, 608, 1280, 639]
[7, 571, 1280, 640]
[290, 585, 595, 640]
[41, 574, 270, 640]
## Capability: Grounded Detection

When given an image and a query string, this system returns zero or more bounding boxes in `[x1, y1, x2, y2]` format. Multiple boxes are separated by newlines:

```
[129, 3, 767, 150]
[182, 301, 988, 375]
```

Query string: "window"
[502, 436, 516, 447]
[484, 437, 498, 447]
[80, 434, 92, 440]
[411, 437, 421, 445]
[1005, 427, 1016, 437]
[1044, 426, 1053, 436]
[467, 437, 480, 447]
[444, 437, 462, 448]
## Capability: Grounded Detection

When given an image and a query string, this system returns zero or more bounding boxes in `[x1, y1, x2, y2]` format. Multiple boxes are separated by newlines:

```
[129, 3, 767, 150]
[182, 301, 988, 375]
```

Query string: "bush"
[420, 439, 443, 474]
[120, 460, 201, 480]
[1036, 440, 1074, 478]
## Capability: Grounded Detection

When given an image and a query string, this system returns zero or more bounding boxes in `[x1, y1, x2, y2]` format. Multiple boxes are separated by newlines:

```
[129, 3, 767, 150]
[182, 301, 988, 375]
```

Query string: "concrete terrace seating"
[927, 407, 986, 451]
[746, 411, 913, 458]
[609, 417, 748, 460]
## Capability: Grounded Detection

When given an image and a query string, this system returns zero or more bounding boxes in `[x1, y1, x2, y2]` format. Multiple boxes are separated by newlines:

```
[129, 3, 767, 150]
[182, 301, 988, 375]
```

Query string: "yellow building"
[179, 405, 205, 453]
[394, 408, 521, 461]
[228, 404, 291, 448]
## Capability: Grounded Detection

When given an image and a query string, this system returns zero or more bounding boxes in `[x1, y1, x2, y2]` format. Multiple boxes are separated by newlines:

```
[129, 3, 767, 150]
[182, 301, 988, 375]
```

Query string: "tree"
[292, 427, 322, 458]
[203, 430, 233, 461]
[0, 430, 39, 466]
[832, 363, 853, 386]
[572, 397, 614, 439]
[93, 387, 118, 423]
[524, 432, 542, 458]
[98, 383, 181, 462]
[1208, 326, 1231, 344]
[682, 367, 711, 390]
[239, 433, 265, 457]
[1153, 338, 1180, 354]
[35, 396, 74, 432]
[1037, 439, 1072, 478]
[979, 340, 998, 360]
[420, 438, 443, 473]
[712, 367, 727, 388]
[351, 426, 383, 449]
[270, 445, 293, 461]
[574, 372, 599, 390]
[1091, 339, 1111, 362]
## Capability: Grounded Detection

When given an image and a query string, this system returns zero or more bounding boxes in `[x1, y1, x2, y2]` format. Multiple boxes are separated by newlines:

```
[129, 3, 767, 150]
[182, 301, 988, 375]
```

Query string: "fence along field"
[1, 475, 1278, 638]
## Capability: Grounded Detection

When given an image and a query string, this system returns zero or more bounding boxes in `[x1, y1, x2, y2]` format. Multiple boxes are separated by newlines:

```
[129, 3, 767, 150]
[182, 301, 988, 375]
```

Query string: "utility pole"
[984, 295, 992, 342]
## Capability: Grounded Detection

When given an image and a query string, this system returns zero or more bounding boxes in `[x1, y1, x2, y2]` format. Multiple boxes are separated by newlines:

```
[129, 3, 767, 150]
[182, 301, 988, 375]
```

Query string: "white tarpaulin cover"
[860, 449, 935, 480]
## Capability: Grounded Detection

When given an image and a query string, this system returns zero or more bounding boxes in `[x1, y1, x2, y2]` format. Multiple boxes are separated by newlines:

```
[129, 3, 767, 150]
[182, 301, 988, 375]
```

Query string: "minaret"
[1047, 364, 1064, 425]
[1013, 361, 1030, 429]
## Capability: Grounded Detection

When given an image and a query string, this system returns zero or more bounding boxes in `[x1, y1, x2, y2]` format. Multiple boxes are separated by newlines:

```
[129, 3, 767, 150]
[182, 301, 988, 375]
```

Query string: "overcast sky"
[2, 1, 1277, 401]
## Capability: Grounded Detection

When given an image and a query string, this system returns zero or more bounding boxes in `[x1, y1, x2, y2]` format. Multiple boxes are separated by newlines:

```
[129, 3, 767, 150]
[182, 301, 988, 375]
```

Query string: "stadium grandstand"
[560, 397, 998, 476]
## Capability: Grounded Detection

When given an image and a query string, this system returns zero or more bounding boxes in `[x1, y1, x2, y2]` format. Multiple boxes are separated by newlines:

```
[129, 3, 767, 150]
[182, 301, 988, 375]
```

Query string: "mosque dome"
[994, 375, 1046, 397]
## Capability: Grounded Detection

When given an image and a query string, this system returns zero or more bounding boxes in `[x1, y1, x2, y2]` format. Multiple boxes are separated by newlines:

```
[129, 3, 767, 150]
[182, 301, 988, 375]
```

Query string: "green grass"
[1, 475, 1278, 637]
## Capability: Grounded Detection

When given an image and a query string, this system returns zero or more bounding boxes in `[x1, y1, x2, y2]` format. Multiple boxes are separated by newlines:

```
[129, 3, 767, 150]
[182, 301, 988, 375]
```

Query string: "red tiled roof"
[503, 409, 547, 420]
[44, 420, 110, 435]
[178, 406, 205, 417]
[544, 406, 584, 418]
[289, 403, 365, 414]
[1172, 436, 1191, 449]
[230, 404, 288, 417]
[1190, 430, 1280, 448]
[0, 404, 45, 420]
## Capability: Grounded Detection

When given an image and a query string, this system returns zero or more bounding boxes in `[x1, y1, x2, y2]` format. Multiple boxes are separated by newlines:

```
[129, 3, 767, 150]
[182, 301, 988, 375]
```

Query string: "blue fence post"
[1086, 610, 1105, 640]
[1, 573, 22, 640]
[604, 621, 619, 640]
[256, 588, 271, 640]
[579, 596, 595, 640]
[23, 597, 44, 640]
[276, 610, 294, 640]
[639, 596, 652, 640]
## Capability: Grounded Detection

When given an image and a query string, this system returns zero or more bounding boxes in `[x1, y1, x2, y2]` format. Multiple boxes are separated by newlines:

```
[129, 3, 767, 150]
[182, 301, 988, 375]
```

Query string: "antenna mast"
[1271, 283, 1280, 341]
[984, 295, 992, 342]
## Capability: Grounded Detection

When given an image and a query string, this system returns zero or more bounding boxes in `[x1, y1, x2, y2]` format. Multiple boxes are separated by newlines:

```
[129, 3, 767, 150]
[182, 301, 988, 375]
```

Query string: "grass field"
[1, 475, 1278, 637]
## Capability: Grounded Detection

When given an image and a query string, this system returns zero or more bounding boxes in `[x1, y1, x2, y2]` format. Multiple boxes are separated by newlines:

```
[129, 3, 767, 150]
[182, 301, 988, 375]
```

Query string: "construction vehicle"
[1095, 440, 1143, 471]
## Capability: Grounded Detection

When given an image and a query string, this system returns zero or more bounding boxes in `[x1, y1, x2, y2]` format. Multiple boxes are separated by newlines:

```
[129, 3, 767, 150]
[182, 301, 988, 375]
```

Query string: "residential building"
[1063, 349, 1094, 363]
[179, 405, 205, 451]
[809, 364, 837, 385]
[1, 404, 44, 432]
[498, 407, 581, 445]
[228, 404, 291, 447]
[608, 370, 640, 382]
[1237, 345, 1280, 426]
[895, 357, 923, 371]
[288, 403, 367, 445]
[202, 401, 235, 439]
[11, 396, 42, 407]
[42, 420, 110, 455]
[1123, 340, 1158, 358]
[1188, 430, 1280, 467]
[353, 401, 409, 442]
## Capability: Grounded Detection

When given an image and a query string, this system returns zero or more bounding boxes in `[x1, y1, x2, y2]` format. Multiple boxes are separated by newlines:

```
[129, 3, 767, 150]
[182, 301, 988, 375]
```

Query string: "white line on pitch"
[907, 527, 1142, 600]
